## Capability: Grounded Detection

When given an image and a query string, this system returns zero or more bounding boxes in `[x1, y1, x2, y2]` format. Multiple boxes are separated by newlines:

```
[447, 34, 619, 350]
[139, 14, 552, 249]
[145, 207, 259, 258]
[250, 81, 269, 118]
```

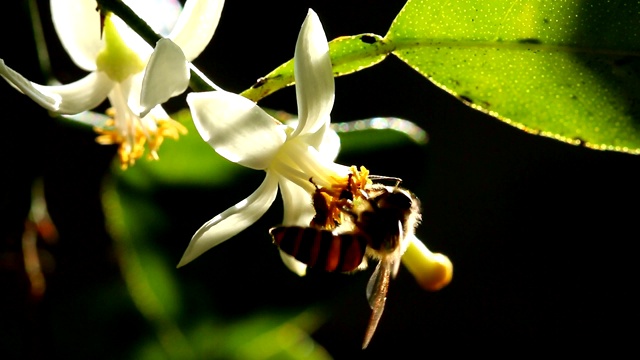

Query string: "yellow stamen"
[310, 166, 373, 229]
[322, 166, 372, 200]
[94, 109, 188, 169]
[146, 118, 188, 161]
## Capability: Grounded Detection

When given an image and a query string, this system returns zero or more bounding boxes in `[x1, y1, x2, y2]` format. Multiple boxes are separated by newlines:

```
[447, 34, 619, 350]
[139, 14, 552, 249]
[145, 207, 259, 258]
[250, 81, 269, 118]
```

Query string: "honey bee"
[271, 173, 368, 273]
[269, 171, 421, 349]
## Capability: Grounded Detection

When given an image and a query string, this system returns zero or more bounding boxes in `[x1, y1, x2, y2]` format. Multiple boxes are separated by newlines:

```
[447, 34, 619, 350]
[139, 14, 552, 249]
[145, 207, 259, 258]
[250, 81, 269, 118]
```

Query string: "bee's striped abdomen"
[269, 226, 367, 272]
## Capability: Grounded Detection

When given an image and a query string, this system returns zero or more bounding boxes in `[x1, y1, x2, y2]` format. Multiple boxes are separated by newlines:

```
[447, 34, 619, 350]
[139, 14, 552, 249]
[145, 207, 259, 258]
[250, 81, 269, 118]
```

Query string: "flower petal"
[62, 111, 111, 127]
[187, 91, 286, 170]
[140, 39, 190, 117]
[126, 72, 144, 113]
[299, 121, 341, 161]
[177, 171, 280, 267]
[316, 125, 341, 160]
[291, 9, 335, 138]
[50, 0, 102, 71]
[169, 0, 225, 61]
[279, 178, 314, 226]
[0, 59, 112, 114]
[279, 250, 307, 276]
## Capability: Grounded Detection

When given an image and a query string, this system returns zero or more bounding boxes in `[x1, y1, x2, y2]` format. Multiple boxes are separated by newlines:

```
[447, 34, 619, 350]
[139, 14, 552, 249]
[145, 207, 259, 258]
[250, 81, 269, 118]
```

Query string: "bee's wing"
[363, 259, 392, 349]
[391, 220, 404, 279]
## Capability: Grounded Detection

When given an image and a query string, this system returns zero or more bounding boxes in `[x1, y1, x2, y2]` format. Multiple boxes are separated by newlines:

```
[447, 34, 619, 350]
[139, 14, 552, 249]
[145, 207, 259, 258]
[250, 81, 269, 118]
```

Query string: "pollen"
[329, 166, 372, 200]
[94, 108, 188, 169]
[310, 166, 372, 230]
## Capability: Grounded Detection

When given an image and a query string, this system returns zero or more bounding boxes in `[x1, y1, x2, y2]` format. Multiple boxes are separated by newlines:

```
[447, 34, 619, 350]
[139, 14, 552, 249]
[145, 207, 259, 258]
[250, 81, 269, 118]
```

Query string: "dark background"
[2, 0, 639, 358]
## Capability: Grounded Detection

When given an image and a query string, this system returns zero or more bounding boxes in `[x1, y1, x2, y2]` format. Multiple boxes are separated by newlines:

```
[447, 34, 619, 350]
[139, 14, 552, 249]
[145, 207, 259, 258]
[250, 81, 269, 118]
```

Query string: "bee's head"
[377, 187, 415, 212]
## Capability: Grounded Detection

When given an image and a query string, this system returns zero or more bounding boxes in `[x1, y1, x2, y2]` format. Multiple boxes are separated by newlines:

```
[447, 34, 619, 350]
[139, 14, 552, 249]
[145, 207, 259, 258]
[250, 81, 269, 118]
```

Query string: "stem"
[96, 0, 215, 92]
[27, 0, 53, 84]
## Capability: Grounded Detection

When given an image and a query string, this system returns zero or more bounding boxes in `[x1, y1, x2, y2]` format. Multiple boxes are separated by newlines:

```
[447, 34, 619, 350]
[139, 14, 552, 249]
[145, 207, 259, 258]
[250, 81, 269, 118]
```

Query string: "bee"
[271, 173, 368, 273]
[269, 172, 421, 349]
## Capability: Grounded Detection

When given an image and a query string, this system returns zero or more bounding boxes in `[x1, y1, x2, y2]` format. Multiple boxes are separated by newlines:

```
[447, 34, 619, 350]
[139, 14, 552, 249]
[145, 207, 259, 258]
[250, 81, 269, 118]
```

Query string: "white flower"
[178, 9, 348, 275]
[0, 0, 225, 168]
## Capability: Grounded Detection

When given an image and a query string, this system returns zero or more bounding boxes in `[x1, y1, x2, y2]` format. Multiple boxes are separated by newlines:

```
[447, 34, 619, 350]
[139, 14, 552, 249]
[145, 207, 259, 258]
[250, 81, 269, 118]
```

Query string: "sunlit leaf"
[244, 0, 640, 154]
[389, 0, 640, 153]
[241, 34, 389, 102]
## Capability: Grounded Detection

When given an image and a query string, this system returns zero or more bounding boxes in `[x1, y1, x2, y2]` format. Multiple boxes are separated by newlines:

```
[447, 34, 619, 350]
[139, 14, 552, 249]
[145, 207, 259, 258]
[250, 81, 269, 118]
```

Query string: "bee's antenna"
[368, 174, 402, 188]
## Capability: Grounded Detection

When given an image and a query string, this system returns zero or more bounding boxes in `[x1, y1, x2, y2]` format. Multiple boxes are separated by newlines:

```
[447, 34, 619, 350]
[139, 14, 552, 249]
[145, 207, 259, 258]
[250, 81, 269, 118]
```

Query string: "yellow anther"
[309, 166, 374, 230]
[93, 108, 188, 169]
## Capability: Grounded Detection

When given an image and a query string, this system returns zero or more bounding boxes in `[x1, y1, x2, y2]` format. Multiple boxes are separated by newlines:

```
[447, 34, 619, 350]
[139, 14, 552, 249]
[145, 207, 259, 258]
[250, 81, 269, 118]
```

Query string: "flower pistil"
[95, 13, 145, 82]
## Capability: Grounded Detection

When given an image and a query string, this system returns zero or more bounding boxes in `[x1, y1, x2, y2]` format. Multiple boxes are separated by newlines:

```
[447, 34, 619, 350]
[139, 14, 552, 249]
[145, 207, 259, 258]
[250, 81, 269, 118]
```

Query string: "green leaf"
[244, 0, 640, 154]
[387, 0, 640, 153]
[241, 34, 390, 102]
